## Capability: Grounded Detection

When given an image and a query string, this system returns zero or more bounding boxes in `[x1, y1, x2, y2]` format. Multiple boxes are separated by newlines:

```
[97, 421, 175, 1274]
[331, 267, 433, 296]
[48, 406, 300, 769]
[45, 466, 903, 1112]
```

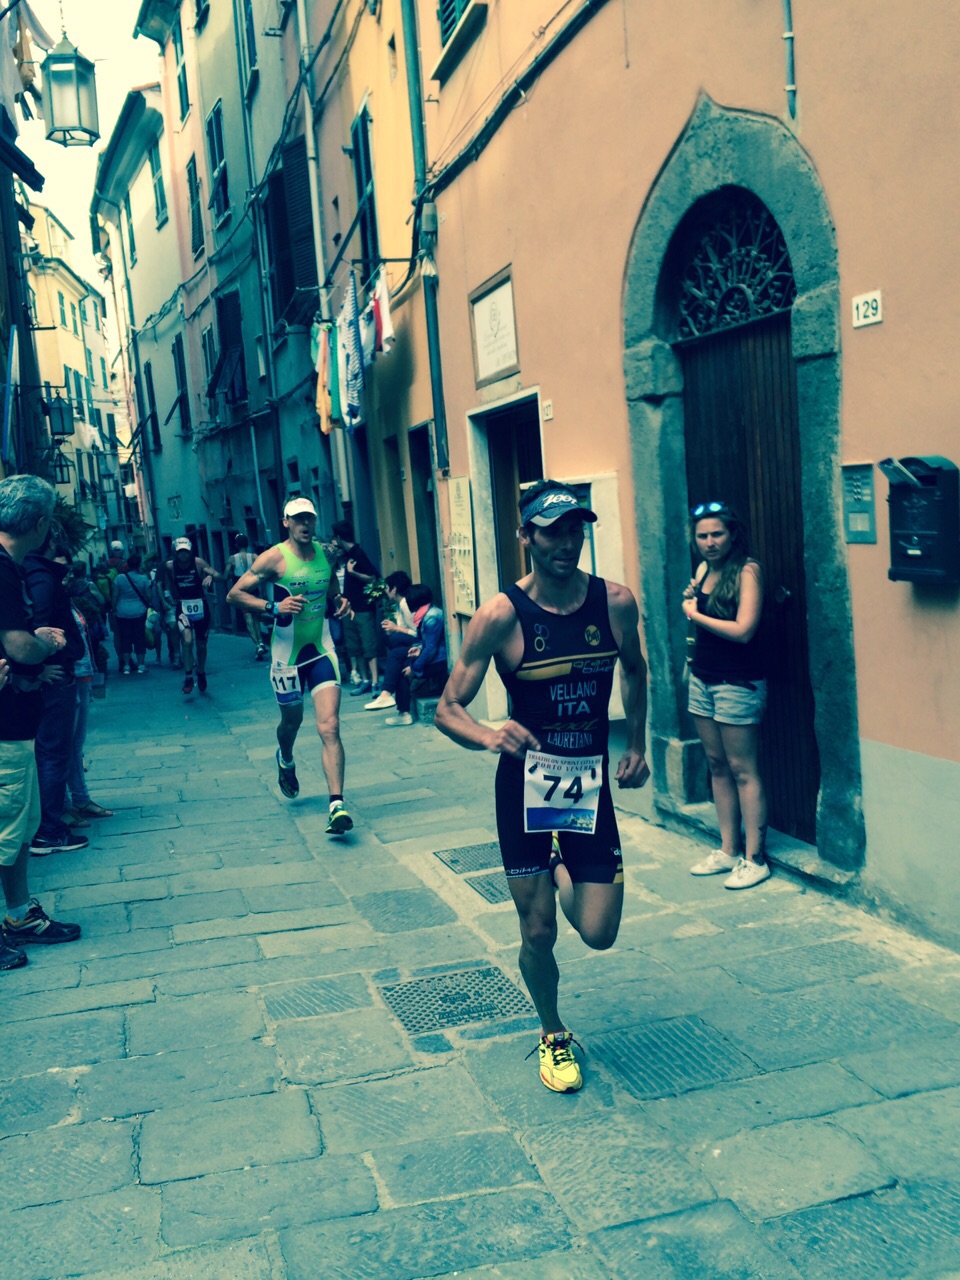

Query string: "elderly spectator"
[23, 540, 89, 856]
[0, 475, 82, 971]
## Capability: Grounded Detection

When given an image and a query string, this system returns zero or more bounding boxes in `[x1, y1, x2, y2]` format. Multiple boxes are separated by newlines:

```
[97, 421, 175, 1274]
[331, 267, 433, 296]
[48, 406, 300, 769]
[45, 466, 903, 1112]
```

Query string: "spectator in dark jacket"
[23, 540, 89, 856]
[384, 584, 448, 727]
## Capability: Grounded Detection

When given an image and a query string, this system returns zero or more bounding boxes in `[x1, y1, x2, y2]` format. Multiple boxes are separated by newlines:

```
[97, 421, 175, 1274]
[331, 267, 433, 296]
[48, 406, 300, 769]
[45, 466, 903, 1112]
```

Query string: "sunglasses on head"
[691, 501, 730, 518]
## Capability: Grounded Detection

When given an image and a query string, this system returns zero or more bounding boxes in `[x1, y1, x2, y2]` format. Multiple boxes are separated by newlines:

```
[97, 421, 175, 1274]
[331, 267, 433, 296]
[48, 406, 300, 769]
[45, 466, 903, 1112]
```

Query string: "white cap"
[173, 537, 192, 551]
[284, 497, 318, 518]
[110, 541, 123, 552]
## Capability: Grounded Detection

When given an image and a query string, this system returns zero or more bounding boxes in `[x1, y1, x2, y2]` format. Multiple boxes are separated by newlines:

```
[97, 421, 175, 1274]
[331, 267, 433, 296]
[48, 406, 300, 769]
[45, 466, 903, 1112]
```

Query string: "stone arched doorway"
[623, 96, 865, 872]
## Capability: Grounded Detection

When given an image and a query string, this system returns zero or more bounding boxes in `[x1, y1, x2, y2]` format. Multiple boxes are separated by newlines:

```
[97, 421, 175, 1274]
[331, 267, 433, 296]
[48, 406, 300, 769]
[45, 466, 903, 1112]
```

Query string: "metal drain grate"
[379, 966, 530, 1034]
[435, 842, 503, 874]
[464, 871, 512, 904]
[591, 1015, 759, 1099]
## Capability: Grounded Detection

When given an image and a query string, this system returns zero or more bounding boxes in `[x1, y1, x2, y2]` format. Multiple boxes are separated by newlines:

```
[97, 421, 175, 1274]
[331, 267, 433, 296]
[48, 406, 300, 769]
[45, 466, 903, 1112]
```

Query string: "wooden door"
[681, 312, 820, 843]
[408, 426, 442, 601]
[487, 401, 543, 589]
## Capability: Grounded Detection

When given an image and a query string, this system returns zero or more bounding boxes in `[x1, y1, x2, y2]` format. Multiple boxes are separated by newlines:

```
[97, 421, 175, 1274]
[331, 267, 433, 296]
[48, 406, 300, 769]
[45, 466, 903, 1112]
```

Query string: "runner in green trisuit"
[227, 498, 354, 834]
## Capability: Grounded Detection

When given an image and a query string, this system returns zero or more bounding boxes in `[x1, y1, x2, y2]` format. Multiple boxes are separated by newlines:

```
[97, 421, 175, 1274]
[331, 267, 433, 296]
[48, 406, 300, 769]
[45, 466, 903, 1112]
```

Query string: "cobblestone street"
[3, 635, 960, 1279]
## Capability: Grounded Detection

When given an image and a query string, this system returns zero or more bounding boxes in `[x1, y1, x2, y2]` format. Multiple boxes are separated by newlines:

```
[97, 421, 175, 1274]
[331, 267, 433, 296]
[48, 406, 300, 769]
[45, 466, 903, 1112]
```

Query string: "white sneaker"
[349, 670, 362, 686]
[384, 712, 414, 726]
[690, 849, 737, 876]
[364, 691, 396, 711]
[724, 857, 771, 890]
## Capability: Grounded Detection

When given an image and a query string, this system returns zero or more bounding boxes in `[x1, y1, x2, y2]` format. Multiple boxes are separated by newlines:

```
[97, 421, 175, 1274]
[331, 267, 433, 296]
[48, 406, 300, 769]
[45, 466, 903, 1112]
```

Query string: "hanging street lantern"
[47, 393, 75, 437]
[53, 450, 74, 486]
[41, 35, 100, 147]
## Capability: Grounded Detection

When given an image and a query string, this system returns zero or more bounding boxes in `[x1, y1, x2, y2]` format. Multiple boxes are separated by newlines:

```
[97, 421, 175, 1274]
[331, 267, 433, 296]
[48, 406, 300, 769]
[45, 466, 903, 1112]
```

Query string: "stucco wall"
[423, 0, 960, 771]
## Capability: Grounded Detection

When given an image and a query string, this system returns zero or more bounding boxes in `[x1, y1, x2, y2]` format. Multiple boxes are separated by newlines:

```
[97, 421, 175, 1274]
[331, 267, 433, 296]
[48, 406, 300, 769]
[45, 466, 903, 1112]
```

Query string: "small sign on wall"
[852, 290, 882, 328]
[469, 267, 520, 388]
[449, 476, 477, 616]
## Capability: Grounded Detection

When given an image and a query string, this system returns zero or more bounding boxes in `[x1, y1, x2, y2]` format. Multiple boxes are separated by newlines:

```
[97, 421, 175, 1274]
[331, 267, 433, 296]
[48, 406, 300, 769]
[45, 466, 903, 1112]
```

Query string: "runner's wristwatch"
[263, 600, 278, 618]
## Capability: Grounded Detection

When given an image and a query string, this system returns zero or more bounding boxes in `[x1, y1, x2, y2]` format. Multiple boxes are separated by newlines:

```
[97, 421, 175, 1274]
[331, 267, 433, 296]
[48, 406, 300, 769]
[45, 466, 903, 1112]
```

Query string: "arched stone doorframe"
[623, 94, 865, 872]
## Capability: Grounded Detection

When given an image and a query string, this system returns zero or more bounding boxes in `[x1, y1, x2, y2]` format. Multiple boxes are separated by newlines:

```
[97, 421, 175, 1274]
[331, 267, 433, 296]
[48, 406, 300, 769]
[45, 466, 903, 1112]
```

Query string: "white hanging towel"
[374, 269, 396, 355]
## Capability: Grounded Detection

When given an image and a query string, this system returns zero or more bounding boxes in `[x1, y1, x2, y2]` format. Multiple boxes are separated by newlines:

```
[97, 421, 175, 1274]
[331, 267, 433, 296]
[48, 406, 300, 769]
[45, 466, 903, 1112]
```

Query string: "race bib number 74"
[523, 750, 603, 835]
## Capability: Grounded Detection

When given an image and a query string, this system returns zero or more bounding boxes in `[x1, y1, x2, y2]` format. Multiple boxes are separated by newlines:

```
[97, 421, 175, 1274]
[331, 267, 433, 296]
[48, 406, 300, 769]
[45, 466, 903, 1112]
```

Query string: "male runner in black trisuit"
[436, 479, 649, 1093]
[164, 538, 222, 694]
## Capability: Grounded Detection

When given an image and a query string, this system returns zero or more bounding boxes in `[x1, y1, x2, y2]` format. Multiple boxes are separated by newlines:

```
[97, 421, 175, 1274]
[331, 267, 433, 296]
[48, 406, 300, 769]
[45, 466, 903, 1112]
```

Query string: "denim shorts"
[688, 673, 768, 725]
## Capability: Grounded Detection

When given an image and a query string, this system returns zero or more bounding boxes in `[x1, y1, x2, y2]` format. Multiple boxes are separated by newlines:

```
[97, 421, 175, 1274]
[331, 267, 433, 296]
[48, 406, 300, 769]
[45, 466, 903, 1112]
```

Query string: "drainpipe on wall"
[295, 0, 350, 510]
[782, 0, 797, 119]
[399, 0, 449, 473]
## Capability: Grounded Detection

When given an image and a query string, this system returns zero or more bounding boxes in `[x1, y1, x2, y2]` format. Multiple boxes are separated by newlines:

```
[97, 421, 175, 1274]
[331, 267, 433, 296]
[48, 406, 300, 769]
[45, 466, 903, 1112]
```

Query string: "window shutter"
[439, 0, 468, 44]
[280, 136, 318, 294]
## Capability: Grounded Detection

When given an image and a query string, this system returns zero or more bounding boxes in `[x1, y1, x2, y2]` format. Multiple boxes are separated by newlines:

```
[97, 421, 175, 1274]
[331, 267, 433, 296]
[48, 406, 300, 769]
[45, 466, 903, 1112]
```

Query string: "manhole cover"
[435, 842, 502, 874]
[591, 1015, 759, 1099]
[465, 871, 512, 904]
[379, 966, 530, 1034]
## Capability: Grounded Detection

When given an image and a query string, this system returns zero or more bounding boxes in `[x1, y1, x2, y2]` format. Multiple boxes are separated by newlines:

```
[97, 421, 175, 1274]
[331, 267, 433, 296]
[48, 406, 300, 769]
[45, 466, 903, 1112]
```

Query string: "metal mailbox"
[878, 455, 960, 585]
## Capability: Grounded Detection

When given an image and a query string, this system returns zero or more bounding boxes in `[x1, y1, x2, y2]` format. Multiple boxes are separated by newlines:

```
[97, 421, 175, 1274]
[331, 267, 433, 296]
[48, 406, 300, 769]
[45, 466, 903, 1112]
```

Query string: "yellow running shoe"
[536, 1031, 583, 1093]
[325, 801, 353, 835]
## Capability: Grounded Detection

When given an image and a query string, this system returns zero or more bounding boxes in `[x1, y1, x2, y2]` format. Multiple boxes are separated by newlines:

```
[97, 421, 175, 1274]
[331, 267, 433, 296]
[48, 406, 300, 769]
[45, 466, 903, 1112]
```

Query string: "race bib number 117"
[523, 750, 603, 835]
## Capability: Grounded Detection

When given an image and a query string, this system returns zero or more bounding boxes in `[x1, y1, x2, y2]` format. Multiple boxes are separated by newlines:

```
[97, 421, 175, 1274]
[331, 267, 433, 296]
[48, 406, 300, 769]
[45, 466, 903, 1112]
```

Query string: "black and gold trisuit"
[494, 575, 623, 883]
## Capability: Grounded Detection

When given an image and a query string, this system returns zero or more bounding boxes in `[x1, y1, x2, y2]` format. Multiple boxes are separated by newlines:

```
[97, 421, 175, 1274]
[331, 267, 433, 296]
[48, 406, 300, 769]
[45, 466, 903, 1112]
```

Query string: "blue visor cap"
[521, 489, 598, 527]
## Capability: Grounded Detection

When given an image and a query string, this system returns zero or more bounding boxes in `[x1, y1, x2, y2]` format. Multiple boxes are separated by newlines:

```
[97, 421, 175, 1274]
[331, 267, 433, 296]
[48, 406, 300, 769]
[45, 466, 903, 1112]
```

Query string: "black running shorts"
[494, 755, 623, 884]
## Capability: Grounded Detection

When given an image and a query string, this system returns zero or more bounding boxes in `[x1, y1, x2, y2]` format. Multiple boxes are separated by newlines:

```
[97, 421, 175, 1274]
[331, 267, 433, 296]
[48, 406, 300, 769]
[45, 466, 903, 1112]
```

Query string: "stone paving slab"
[274, 1007, 414, 1084]
[430, 1250, 613, 1280]
[160, 1153, 378, 1247]
[644, 1061, 880, 1139]
[0, 1071, 78, 1138]
[699, 1116, 895, 1220]
[0, 1010, 125, 1081]
[762, 1181, 960, 1280]
[0, 1118, 136, 1212]
[704, 981, 960, 1070]
[278, 1188, 572, 1280]
[172, 903, 353, 943]
[839, 1030, 960, 1098]
[257, 922, 379, 957]
[524, 1111, 715, 1231]
[139, 1089, 320, 1183]
[125, 990, 266, 1055]
[54, 876, 170, 909]
[155, 946, 390, 997]
[591, 1199, 805, 1280]
[75, 1236, 284, 1280]
[309, 1064, 502, 1153]
[260, 972, 372, 1021]
[79, 936, 262, 984]
[129, 888, 249, 929]
[77, 1041, 280, 1120]
[830, 1087, 960, 1181]
[2, 1185, 162, 1280]
[3, 977, 156, 1024]
[370, 1129, 541, 1204]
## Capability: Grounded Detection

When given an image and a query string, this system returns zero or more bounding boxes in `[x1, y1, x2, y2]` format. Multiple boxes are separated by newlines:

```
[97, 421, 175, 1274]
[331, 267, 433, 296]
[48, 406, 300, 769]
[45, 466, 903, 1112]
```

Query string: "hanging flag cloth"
[337, 271, 365, 433]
